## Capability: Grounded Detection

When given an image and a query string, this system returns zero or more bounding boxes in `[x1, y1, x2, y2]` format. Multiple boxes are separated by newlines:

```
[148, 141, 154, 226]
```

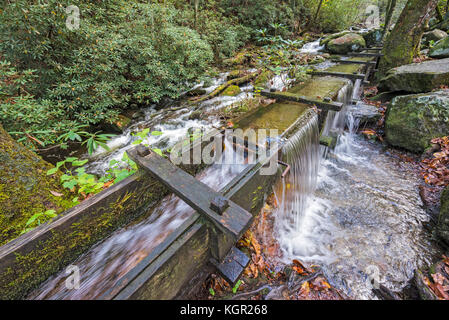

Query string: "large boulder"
[363, 28, 383, 48]
[326, 33, 366, 54]
[385, 90, 449, 153]
[429, 37, 449, 59]
[438, 185, 449, 246]
[422, 29, 448, 47]
[319, 31, 351, 46]
[379, 58, 449, 93]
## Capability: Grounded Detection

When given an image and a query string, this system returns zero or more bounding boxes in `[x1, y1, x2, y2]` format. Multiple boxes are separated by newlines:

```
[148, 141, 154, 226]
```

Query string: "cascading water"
[29, 139, 249, 300]
[273, 80, 441, 299]
[274, 115, 320, 234]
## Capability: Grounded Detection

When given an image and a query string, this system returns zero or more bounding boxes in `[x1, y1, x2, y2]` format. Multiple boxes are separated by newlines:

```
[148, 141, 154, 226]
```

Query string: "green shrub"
[0, 1, 213, 130]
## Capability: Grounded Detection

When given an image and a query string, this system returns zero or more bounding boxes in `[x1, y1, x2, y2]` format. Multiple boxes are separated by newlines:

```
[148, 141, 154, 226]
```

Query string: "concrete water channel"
[0, 50, 376, 300]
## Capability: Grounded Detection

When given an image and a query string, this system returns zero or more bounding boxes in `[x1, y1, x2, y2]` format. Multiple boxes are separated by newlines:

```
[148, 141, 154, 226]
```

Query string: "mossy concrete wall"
[0, 124, 72, 247]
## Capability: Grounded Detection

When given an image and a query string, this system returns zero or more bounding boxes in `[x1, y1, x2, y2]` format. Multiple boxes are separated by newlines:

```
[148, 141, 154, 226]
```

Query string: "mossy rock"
[221, 85, 241, 96]
[437, 185, 449, 246]
[326, 33, 366, 54]
[319, 31, 351, 46]
[429, 36, 449, 59]
[385, 90, 449, 153]
[227, 70, 244, 81]
[0, 124, 71, 246]
[379, 58, 449, 93]
[422, 29, 448, 48]
[223, 51, 249, 67]
[254, 70, 274, 88]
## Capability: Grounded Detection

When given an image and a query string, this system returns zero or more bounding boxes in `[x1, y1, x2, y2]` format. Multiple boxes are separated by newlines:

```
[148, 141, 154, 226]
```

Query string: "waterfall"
[273, 114, 320, 249]
[274, 79, 355, 262]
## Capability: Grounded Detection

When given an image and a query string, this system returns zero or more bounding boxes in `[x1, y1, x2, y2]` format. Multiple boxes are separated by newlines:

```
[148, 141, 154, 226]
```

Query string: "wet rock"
[326, 33, 366, 54]
[152, 136, 170, 150]
[186, 87, 207, 97]
[155, 97, 179, 110]
[422, 29, 448, 47]
[414, 269, 438, 300]
[254, 70, 274, 88]
[131, 110, 145, 120]
[227, 70, 244, 81]
[221, 85, 241, 96]
[385, 90, 449, 153]
[429, 37, 449, 59]
[379, 58, 449, 93]
[264, 285, 288, 300]
[363, 28, 383, 48]
[188, 110, 202, 120]
[437, 185, 449, 245]
[349, 103, 381, 126]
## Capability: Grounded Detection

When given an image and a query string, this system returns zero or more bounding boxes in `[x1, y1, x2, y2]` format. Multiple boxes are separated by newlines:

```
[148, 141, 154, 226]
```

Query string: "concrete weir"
[0, 53, 373, 300]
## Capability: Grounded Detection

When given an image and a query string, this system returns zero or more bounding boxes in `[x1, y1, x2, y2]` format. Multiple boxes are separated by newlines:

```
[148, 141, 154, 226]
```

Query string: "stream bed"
[272, 92, 442, 299]
[28, 40, 442, 300]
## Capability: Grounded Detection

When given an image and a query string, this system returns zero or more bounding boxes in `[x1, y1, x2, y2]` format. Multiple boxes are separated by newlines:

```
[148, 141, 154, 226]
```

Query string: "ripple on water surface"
[276, 132, 441, 299]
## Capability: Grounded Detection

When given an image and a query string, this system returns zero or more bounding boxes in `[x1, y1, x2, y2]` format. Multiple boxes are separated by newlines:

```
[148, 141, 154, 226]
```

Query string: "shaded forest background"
[1, 0, 400, 150]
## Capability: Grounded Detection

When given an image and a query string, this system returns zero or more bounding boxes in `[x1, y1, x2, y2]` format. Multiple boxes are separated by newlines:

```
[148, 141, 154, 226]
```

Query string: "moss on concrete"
[0, 124, 72, 247]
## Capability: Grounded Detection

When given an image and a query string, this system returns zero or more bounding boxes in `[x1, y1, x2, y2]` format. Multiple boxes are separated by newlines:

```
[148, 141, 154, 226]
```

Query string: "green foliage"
[57, 124, 116, 154]
[21, 210, 57, 235]
[47, 156, 104, 204]
[232, 279, 242, 294]
[1, 1, 213, 139]
[0, 61, 77, 148]
[45, 128, 164, 206]
[317, 0, 366, 32]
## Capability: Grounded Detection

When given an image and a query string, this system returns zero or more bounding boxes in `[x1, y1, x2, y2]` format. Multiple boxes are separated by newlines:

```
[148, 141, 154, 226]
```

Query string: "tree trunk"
[378, 0, 438, 77]
[382, 0, 397, 39]
[436, 3, 444, 21]
[0, 123, 70, 246]
[194, 0, 200, 29]
[307, 0, 324, 29]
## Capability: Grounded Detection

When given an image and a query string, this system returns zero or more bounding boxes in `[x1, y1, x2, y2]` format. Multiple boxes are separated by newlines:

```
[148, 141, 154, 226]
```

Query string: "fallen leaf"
[50, 190, 63, 197]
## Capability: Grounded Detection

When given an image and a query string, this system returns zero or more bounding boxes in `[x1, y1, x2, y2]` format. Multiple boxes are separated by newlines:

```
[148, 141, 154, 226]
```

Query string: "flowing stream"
[273, 80, 441, 299]
[29, 40, 441, 300]
[30, 139, 249, 299]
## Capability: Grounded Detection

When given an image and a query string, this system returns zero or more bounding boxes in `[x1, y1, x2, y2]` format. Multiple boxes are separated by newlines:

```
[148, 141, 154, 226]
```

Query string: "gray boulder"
[349, 103, 381, 126]
[422, 29, 448, 47]
[429, 37, 449, 59]
[326, 33, 366, 54]
[379, 58, 449, 93]
[385, 90, 449, 153]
